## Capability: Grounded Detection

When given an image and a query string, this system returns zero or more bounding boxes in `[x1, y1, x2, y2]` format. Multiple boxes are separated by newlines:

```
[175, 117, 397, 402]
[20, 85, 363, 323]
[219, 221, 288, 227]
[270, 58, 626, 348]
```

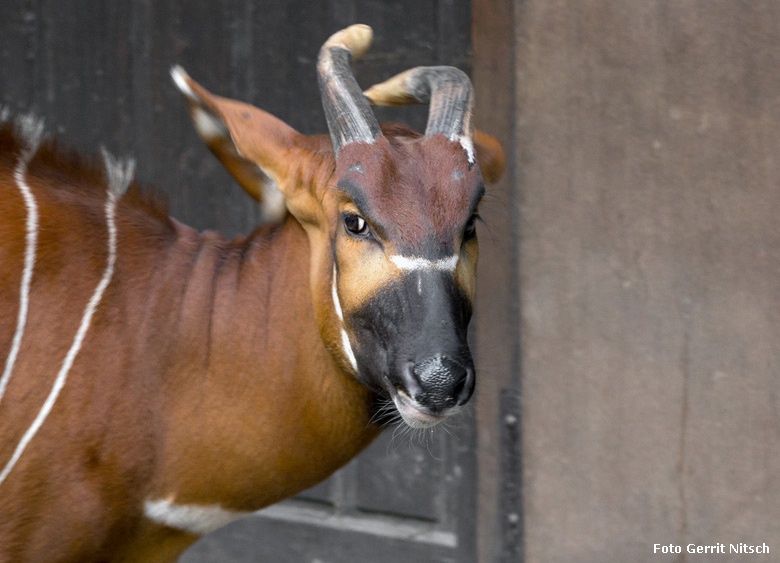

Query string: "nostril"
[450, 371, 467, 401]
[455, 365, 475, 405]
[412, 355, 475, 408]
[399, 361, 423, 400]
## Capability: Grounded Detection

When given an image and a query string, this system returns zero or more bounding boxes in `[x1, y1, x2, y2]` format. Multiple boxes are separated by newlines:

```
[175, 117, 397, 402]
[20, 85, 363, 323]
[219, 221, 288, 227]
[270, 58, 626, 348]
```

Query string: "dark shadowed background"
[2, 1, 778, 561]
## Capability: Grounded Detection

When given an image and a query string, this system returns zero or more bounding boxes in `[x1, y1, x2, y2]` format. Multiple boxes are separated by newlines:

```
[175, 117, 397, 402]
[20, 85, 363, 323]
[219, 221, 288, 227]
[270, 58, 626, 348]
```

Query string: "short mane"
[0, 115, 172, 236]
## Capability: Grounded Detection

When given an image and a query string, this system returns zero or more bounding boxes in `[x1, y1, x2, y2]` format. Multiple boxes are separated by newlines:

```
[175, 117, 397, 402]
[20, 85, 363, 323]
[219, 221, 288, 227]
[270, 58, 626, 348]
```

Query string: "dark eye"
[344, 213, 371, 238]
[464, 214, 480, 240]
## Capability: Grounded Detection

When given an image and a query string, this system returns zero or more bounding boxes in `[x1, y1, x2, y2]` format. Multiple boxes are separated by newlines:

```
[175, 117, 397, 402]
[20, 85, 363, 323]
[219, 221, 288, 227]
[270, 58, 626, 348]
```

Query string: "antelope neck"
[147, 216, 378, 512]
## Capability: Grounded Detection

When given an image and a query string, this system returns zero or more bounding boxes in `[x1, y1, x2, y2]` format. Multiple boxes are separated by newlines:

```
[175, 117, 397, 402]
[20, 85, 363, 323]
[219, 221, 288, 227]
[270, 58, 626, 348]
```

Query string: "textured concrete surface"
[512, 2, 780, 561]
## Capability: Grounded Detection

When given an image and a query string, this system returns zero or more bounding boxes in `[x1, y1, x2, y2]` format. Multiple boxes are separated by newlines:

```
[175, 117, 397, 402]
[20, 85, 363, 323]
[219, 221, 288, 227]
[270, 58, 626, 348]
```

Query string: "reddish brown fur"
[336, 134, 483, 254]
[0, 84, 502, 561]
[0, 123, 379, 561]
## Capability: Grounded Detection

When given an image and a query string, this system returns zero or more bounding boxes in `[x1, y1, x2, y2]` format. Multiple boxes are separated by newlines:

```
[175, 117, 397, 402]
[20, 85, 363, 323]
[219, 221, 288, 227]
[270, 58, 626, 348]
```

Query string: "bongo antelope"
[0, 25, 503, 561]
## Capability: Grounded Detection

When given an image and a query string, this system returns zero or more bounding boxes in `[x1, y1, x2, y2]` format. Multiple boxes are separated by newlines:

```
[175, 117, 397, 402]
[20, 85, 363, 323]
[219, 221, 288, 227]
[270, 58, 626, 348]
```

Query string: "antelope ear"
[172, 66, 308, 224]
[474, 130, 505, 185]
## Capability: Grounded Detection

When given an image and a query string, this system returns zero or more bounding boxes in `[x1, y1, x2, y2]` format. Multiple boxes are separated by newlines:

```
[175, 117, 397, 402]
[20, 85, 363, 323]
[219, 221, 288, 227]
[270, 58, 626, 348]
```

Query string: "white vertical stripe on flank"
[0, 117, 45, 405]
[0, 151, 131, 487]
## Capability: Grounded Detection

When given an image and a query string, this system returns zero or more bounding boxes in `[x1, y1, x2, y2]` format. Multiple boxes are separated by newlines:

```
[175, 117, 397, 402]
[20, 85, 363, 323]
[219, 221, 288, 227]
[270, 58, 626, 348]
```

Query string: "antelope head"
[173, 25, 504, 428]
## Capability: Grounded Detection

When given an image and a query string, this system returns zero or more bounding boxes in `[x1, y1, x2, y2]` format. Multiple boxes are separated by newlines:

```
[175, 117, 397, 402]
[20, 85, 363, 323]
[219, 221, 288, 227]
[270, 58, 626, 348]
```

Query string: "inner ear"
[173, 66, 315, 224]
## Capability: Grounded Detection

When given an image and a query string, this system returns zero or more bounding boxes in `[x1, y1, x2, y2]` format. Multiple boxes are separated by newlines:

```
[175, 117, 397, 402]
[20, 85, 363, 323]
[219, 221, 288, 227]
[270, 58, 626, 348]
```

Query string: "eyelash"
[464, 213, 481, 240]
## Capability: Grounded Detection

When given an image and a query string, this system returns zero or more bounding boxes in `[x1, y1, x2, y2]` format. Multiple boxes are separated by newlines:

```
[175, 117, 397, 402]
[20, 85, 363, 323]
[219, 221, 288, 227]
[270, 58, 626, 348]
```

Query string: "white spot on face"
[144, 498, 249, 536]
[389, 254, 459, 273]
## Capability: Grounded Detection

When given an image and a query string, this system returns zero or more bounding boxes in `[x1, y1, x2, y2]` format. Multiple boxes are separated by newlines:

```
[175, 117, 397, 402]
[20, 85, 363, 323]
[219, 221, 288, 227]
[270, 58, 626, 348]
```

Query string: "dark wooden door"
[182, 424, 476, 562]
[0, 2, 478, 561]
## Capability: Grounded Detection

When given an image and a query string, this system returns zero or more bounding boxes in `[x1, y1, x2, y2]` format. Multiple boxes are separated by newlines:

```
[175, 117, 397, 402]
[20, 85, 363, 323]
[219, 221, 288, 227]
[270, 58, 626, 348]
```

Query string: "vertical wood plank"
[471, 0, 520, 561]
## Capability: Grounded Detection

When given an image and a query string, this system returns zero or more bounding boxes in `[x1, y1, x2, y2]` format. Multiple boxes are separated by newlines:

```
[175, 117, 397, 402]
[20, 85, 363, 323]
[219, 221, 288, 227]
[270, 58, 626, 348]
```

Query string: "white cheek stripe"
[390, 254, 459, 273]
[331, 267, 358, 372]
[0, 118, 43, 405]
[144, 498, 250, 536]
[0, 152, 132, 488]
[331, 267, 345, 322]
[340, 329, 358, 372]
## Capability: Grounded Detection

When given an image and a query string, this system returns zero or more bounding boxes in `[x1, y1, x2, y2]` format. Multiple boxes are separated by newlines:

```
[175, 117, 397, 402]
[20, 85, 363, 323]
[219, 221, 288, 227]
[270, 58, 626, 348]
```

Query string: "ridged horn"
[364, 66, 475, 163]
[317, 24, 383, 156]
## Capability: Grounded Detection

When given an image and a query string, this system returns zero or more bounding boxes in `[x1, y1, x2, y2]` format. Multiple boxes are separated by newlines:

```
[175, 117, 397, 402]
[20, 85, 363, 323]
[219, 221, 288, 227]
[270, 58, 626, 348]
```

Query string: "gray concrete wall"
[476, 1, 780, 561]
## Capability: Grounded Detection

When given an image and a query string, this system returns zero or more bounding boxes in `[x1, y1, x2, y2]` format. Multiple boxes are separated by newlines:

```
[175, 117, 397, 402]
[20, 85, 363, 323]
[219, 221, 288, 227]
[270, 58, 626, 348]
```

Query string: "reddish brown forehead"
[335, 135, 483, 256]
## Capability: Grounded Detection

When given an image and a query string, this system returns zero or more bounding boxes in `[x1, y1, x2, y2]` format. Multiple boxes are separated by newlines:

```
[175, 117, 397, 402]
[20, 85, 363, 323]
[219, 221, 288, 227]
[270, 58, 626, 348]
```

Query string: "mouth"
[383, 377, 445, 428]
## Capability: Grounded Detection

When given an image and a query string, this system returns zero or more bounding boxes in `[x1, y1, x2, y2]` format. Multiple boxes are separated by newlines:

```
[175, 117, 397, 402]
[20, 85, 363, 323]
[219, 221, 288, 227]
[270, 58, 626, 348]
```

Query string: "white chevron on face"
[389, 254, 459, 273]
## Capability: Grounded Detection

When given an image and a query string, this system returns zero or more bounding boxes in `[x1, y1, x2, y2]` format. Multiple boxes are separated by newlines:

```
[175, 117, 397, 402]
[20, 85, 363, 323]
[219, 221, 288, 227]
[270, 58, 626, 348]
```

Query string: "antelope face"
[173, 25, 503, 429]
[314, 26, 493, 428]
[328, 136, 483, 428]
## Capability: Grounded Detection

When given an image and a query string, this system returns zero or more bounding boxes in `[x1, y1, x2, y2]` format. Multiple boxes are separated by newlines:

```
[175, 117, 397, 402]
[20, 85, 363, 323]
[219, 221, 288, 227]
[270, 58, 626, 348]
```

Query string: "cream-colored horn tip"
[362, 84, 384, 105]
[363, 70, 415, 106]
[325, 24, 373, 58]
